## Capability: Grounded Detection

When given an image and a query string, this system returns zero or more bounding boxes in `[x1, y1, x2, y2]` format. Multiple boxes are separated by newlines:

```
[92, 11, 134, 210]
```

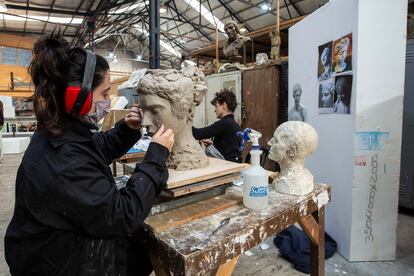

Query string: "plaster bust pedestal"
[268, 121, 318, 195]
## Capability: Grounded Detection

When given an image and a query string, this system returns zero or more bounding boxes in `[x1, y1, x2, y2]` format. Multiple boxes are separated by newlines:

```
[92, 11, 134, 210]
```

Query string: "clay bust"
[137, 69, 209, 170]
[222, 20, 251, 63]
[268, 121, 318, 195]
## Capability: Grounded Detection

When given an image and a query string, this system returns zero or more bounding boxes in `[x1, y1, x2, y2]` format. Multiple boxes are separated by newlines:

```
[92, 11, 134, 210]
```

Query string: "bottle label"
[249, 186, 268, 197]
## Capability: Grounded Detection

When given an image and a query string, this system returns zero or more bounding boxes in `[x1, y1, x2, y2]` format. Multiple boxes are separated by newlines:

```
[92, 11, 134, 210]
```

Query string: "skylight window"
[0, 14, 83, 24]
[182, 0, 225, 33]
[109, 1, 149, 15]
[134, 26, 182, 58]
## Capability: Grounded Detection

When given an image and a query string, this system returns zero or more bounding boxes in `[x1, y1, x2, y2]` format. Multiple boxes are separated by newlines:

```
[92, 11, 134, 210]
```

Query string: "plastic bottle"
[241, 131, 269, 211]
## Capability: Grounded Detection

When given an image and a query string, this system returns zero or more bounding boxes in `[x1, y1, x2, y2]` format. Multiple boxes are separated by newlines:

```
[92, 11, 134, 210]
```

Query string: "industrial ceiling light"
[239, 25, 247, 33]
[108, 49, 115, 59]
[159, 1, 167, 14]
[261, 0, 272, 11]
[0, 0, 7, 12]
[136, 54, 142, 60]
[179, 37, 186, 44]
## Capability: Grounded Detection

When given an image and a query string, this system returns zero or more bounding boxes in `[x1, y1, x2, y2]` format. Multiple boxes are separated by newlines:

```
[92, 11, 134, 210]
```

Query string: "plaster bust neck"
[275, 158, 314, 195]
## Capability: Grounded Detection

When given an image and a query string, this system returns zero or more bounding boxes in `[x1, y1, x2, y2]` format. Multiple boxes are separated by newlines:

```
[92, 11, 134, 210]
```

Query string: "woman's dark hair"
[30, 33, 109, 136]
[210, 88, 237, 112]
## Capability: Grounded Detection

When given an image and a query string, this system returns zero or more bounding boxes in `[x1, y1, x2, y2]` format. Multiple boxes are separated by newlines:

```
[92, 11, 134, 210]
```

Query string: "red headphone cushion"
[65, 86, 92, 116]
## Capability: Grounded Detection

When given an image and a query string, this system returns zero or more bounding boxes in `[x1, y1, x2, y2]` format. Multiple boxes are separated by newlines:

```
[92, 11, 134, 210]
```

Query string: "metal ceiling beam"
[166, 1, 213, 42]
[158, 0, 292, 43]
[62, 0, 85, 36]
[0, 29, 77, 37]
[70, 0, 98, 47]
[40, 0, 57, 34]
[74, 0, 110, 47]
[283, 0, 293, 19]
[149, 0, 160, 68]
[23, 0, 29, 33]
[216, 0, 253, 32]
[5, 4, 90, 16]
[288, 0, 304, 16]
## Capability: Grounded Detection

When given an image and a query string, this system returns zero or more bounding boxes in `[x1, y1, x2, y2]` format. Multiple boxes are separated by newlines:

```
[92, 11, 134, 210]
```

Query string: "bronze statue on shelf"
[222, 20, 251, 64]
[269, 27, 281, 64]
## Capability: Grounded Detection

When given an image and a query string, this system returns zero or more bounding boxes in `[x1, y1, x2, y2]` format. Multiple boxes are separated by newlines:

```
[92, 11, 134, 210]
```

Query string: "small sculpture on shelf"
[222, 20, 251, 64]
[269, 27, 281, 64]
[268, 121, 318, 195]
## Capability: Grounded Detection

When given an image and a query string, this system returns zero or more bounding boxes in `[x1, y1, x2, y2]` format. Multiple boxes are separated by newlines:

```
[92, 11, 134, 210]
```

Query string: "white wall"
[289, 0, 407, 261]
[349, 0, 407, 261]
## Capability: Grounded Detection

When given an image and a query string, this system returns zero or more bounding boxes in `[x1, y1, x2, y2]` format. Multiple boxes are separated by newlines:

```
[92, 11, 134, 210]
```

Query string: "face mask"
[87, 99, 110, 124]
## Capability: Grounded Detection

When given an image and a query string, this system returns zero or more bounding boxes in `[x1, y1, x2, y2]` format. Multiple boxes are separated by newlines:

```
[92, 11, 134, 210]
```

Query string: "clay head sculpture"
[224, 20, 240, 42]
[268, 121, 318, 195]
[137, 69, 209, 170]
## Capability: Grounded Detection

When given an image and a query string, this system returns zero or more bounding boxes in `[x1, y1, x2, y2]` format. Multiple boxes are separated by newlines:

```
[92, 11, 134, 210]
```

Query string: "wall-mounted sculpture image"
[318, 41, 333, 81]
[333, 74, 353, 114]
[318, 77, 335, 113]
[288, 83, 307, 122]
[332, 33, 352, 74]
[137, 69, 210, 170]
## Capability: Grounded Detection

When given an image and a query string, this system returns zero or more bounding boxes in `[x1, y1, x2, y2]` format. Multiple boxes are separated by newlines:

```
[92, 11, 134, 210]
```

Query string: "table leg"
[299, 206, 325, 276]
[215, 255, 239, 276]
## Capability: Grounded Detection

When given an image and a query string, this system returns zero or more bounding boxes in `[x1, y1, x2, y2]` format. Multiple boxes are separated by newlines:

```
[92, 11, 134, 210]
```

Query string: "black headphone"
[65, 49, 97, 116]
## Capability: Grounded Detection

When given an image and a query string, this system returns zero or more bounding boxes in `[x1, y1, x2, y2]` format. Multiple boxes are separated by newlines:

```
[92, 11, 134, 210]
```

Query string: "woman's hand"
[152, 125, 174, 152]
[125, 106, 143, 130]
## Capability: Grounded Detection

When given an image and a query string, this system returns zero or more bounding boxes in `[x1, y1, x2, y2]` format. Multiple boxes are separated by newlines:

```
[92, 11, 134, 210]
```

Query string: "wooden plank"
[166, 173, 240, 197]
[215, 256, 239, 276]
[150, 186, 226, 216]
[101, 109, 130, 131]
[0, 33, 36, 49]
[145, 193, 242, 232]
[166, 158, 248, 189]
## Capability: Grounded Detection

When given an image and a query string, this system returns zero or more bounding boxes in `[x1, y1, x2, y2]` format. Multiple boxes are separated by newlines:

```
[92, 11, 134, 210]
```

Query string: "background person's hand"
[201, 139, 213, 146]
[152, 125, 174, 152]
[125, 106, 143, 130]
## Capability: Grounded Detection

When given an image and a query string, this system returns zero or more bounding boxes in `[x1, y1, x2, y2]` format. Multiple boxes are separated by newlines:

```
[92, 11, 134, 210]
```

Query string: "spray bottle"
[240, 129, 269, 210]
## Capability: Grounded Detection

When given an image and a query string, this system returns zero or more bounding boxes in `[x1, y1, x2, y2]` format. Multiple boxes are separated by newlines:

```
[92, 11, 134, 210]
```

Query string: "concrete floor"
[1, 153, 414, 276]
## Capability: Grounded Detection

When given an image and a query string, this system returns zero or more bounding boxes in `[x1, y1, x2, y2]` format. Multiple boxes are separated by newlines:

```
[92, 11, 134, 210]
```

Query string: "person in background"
[4, 33, 174, 276]
[192, 89, 241, 163]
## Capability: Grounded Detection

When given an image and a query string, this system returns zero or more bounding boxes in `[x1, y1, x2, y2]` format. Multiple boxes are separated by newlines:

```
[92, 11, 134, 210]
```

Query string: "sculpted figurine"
[137, 69, 209, 170]
[268, 121, 318, 195]
[222, 20, 251, 63]
[269, 27, 281, 64]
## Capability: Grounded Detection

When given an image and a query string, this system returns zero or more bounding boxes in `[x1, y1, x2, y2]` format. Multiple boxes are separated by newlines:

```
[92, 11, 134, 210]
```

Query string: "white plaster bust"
[268, 121, 318, 195]
[137, 69, 209, 170]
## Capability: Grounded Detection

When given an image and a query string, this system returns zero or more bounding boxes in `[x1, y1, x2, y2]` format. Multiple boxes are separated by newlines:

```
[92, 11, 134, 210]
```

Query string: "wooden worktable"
[141, 183, 331, 276]
[112, 151, 146, 176]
